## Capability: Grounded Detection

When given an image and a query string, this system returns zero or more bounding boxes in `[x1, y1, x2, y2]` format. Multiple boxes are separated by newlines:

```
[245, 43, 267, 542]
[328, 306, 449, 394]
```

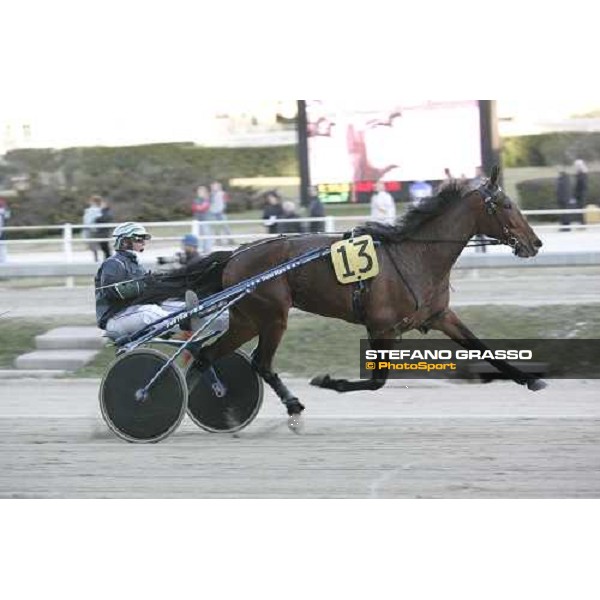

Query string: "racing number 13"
[330, 235, 379, 284]
[336, 238, 373, 278]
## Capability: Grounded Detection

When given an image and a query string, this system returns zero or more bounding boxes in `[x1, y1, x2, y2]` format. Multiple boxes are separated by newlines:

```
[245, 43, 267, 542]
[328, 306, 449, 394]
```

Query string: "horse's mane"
[131, 250, 232, 305]
[356, 180, 470, 243]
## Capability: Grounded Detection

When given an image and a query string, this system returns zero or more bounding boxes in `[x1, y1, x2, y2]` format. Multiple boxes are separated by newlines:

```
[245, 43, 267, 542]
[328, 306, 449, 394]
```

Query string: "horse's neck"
[409, 201, 477, 274]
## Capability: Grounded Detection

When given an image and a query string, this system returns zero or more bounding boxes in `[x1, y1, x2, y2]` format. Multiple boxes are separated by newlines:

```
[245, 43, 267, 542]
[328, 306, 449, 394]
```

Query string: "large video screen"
[306, 100, 483, 203]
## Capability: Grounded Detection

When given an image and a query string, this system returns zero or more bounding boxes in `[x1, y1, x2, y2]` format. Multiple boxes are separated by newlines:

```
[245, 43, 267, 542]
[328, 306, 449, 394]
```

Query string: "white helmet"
[112, 222, 151, 249]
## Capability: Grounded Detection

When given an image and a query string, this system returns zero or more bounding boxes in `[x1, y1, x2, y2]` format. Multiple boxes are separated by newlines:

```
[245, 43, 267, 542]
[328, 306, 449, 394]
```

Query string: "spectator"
[307, 185, 326, 233]
[191, 185, 213, 254]
[408, 180, 433, 207]
[262, 191, 284, 234]
[180, 233, 202, 264]
[0, 198, 10, 264]
[94, 198, 114, 259]
[370, 180, 396, 224]
[157, 233, 203, 268]
[209, 180, 234, 244]
[573, 159, 588, 225]
[556, 170, 572, 231]
[278, 200, 304, 234]
[82, 195, 103, 262]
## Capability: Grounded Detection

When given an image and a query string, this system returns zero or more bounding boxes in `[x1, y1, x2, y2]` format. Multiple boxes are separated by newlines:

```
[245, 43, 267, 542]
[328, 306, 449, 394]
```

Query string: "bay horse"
[137, 166, 544, 429]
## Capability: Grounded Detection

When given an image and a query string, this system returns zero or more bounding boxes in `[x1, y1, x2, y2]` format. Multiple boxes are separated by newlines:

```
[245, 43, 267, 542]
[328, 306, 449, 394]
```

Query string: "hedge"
[1, 143, 298, 228]
[503, 132, 600, 167]
[4, 130, 600, 228]
[516, 172, 600, 221]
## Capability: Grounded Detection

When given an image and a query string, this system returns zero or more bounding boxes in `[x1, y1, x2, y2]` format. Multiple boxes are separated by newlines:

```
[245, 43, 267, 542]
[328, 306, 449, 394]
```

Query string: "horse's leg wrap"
[251, 354, 304, 415]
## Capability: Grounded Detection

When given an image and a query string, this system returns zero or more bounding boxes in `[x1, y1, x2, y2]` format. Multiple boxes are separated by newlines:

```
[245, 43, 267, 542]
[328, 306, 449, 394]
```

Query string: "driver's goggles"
[131, 235, 150, 242]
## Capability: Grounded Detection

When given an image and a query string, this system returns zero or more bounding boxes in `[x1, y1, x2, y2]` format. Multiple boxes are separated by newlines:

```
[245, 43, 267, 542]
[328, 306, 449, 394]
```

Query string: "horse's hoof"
[527, 378, 548, 391]
[287, 413, 304, 434]
[310, 374, 331, 388]
[286, 399, 305, 415]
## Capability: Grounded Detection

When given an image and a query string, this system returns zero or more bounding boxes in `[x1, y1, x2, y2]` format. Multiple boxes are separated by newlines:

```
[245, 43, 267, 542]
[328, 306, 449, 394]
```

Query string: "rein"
[404, 237, 504, 247]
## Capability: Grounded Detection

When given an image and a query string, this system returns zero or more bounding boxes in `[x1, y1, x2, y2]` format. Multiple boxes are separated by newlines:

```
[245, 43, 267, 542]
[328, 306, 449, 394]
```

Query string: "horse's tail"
[132, 250, 233, 305]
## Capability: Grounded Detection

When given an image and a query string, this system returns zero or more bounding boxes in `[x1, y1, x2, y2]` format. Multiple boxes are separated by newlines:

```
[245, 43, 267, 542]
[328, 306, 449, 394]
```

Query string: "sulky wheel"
[185, 350, 263, 433]
[100, 348, 188, 443]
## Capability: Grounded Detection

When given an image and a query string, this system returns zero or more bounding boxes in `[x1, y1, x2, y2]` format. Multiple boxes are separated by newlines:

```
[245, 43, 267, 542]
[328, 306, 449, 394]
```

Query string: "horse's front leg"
[430, 309, 547, 391]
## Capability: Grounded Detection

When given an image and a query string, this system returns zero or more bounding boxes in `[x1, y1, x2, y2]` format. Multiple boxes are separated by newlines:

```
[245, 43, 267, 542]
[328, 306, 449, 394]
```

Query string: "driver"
[95, 222, 202, 339]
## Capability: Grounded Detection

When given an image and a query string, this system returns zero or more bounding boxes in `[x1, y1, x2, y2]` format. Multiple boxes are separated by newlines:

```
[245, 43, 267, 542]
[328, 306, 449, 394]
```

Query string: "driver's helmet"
[112, 222, 151, 249]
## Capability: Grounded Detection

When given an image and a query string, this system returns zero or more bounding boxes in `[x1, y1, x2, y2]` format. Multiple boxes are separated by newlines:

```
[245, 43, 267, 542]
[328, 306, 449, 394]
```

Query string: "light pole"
[296, 100, 311, 207]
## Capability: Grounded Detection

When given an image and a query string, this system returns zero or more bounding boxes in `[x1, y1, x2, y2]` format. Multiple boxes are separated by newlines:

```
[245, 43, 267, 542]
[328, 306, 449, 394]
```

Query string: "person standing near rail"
[573, 159, 588, 225]
[307, 186, 326, 233]
[369, 180, 396, 225]
[209, 180, 234, 244]
[82, 195, 102, 262]
[192, 185, 213, 254]
[262, 191, 284, 234]
[94, 197, 114, 260]
[0, 198, 11, 263]
[157, 233, 204, 268]
[556, 170, 573, 231]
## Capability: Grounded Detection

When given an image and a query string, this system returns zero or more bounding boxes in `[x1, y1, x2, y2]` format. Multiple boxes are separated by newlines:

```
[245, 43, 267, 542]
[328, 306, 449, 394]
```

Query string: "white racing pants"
[105, 300, 229, 341]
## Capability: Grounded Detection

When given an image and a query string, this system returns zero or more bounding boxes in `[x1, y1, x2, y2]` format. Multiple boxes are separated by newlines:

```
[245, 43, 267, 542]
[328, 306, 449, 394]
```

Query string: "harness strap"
[383, 245, 420, 311]
[351, 280, 368, 323]
[230, 235, 288, 260]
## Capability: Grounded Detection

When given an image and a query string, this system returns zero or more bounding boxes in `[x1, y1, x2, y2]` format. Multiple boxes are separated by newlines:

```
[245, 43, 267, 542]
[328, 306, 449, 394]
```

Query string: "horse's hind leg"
[250, 317, 305, 419]
[190, 310, 258, 368]
[199, 292, 303, 429]
[311, 327, 396, 393]
[430, 309, 547, 390]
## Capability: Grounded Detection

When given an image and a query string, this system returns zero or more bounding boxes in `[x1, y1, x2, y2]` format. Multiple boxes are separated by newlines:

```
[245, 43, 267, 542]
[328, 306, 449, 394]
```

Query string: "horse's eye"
[504, 202, 512, 210]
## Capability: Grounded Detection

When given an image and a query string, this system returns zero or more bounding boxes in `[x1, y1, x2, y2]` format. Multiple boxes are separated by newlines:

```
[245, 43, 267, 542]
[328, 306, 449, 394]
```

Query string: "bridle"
[400, 179, 521, 251]
[476, 179, 521, 251]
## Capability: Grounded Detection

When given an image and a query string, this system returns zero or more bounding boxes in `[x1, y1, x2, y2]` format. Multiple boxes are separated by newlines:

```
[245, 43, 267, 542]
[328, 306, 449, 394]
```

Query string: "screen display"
[306, 100, 483, 203]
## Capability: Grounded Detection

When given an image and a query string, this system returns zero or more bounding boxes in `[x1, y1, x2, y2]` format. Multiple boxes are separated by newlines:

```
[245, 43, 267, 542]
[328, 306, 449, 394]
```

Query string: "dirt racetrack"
[1, 377, 599, 498]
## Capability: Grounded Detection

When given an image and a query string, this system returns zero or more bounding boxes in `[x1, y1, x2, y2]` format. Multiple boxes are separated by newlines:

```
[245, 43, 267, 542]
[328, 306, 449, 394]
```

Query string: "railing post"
[191, 220, 200, 237]
[325, 216, 335, 233]
[63, 223, 74, 261]
[63, 223, 74, 288]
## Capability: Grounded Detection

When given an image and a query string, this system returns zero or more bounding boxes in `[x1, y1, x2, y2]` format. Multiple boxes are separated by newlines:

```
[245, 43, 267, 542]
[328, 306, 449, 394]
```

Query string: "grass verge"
[0, 316, 96, 368]
[2, 304, 598, 378]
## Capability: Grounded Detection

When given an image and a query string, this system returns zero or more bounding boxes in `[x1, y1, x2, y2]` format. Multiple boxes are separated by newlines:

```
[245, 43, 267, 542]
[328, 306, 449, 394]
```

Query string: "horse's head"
[473, 166, 542, 257]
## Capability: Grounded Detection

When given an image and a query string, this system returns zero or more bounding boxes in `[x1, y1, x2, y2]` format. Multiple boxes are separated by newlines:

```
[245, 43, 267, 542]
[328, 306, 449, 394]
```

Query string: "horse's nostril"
[534, 239, 543, 248]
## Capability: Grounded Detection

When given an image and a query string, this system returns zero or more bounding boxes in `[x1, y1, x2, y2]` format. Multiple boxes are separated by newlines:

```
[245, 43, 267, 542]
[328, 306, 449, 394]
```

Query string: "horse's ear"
[490, 165, 500, 187]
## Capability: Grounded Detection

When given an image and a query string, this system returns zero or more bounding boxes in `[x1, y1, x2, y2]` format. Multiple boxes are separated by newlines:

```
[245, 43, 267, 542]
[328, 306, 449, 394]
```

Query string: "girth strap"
[352, 279, 369, 323]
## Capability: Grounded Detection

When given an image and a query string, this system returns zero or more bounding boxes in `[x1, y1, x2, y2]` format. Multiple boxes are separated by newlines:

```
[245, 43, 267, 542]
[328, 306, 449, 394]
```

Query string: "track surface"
[2, 266, 599, 497]
[1, 378, 599, 498]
